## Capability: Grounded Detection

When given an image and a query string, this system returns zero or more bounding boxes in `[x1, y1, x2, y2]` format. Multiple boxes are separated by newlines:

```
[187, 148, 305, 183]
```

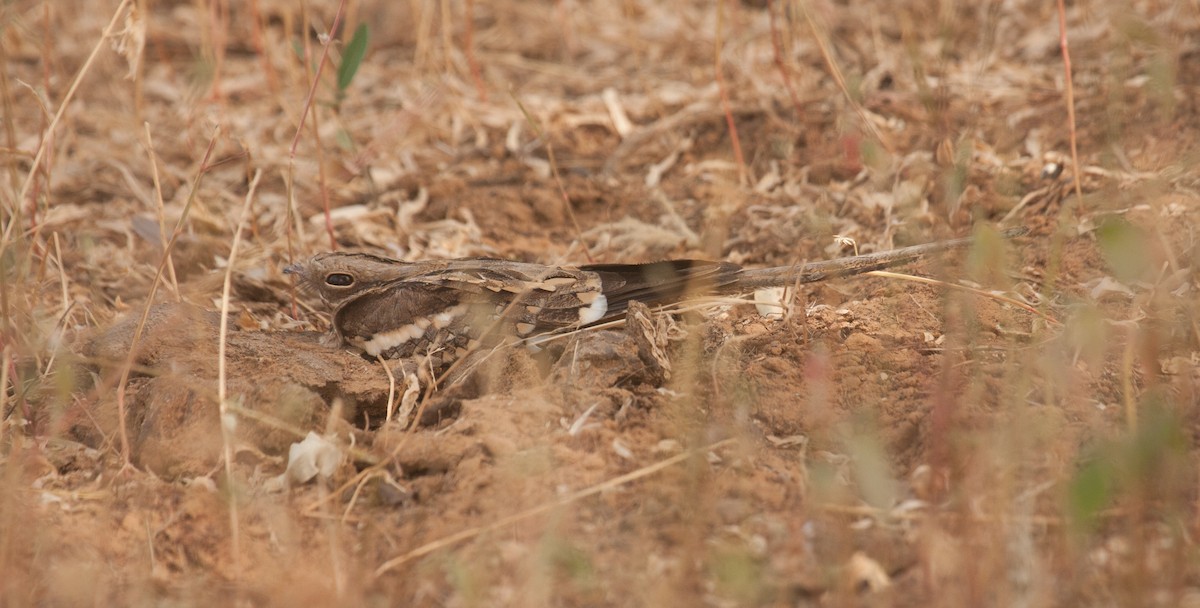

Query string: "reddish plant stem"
[290, 0, 349, 250]
[767, 0, 804, 120]
[464, 0, 487, 101]
[1056, 0, 1084, 206]
[714, 0, 747, 183]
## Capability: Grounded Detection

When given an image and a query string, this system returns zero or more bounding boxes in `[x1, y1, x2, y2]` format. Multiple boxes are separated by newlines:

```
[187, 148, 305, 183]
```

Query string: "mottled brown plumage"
[284, 227, 1026, 367]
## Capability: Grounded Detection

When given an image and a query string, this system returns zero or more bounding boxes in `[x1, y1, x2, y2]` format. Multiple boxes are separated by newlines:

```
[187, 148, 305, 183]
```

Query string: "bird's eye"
[325, 273, 354, 287]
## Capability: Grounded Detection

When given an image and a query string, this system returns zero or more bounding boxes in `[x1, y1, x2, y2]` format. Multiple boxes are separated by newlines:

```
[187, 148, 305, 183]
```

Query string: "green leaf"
[1067, 458, 1112, 532]
[1095, 216, 1149, 282]
[338, 24, 370, 93]
[710, 549, 766, 604]
[335, 128, 355, 152]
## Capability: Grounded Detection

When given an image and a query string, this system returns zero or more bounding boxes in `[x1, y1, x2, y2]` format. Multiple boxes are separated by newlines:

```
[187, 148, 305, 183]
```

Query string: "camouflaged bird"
[284, 227, 1027, 369]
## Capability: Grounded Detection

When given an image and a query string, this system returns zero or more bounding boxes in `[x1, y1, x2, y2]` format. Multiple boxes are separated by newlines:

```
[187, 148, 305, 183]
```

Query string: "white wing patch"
[577, 293, 608, 324]
[351, 304, 468, 356]
[351, 323, 425, 357]
[432, 304, 468, 328]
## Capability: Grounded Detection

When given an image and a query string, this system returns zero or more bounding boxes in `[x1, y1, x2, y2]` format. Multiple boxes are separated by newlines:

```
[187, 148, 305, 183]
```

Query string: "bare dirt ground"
[3, 1, 1200, 606]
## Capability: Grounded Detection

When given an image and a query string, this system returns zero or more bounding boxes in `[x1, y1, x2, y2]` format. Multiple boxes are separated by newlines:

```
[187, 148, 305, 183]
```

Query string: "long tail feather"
[731, 226, 1028, 291]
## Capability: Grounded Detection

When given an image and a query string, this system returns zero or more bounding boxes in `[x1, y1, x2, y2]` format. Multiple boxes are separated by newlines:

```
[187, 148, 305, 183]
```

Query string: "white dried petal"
[284, 432, 344, 485]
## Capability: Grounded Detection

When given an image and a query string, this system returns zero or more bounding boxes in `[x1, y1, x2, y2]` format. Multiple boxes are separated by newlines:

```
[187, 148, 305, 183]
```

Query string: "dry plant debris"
[2, 1, 1199, 606]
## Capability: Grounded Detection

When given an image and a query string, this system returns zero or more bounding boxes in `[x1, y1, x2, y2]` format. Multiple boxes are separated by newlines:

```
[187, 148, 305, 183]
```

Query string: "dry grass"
[2, 0, 1199, 606]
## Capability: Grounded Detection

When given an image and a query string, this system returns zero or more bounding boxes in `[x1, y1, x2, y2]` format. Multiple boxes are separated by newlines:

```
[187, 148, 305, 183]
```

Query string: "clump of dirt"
[78, 303, 394, 475]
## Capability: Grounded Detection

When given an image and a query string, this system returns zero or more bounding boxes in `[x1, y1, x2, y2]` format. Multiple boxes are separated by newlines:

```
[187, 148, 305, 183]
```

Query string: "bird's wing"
[379, 262, 609, 335]
[580, 260, 742, 317]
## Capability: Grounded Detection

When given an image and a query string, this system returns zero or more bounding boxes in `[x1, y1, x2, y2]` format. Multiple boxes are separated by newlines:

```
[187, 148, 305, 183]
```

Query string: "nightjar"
[284, 227, 1026, 370]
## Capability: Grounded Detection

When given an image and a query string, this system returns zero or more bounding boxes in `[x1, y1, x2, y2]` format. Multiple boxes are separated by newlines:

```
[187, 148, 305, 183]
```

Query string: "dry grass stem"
[866, 270, 1061, 326]
[373, 438, 737, 577]
[714, 0, 747, 183]
[801, 1, 890, 154]
[512, 93, 594, 262]
[216, 168, 263, 568]
[1056, 0, 1085, 207]
[112, 127, 221, 467]
[142, 123, 180, 301]
[4, 0, 133, 252]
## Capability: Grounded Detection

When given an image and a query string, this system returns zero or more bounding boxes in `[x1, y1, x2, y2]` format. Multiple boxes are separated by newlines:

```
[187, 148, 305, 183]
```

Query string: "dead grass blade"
[866, 270, 1061, 327]
[2, 0, 134, 254]
[1055, 0, 1085, 207]
[767, 0, 804, 120]
[800, 1, 891, 154]
[216, 168, 263, 569]
[112, 127, 222, 468]
[289, 0, 349, 250]
[463, 0, 487, 100]
[372, 438, 737, 577]
[714, 0, 747, 183]
[0, 347, 10, 446]
[142, 123, 179, 301]
[511, 93, 594, 262]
